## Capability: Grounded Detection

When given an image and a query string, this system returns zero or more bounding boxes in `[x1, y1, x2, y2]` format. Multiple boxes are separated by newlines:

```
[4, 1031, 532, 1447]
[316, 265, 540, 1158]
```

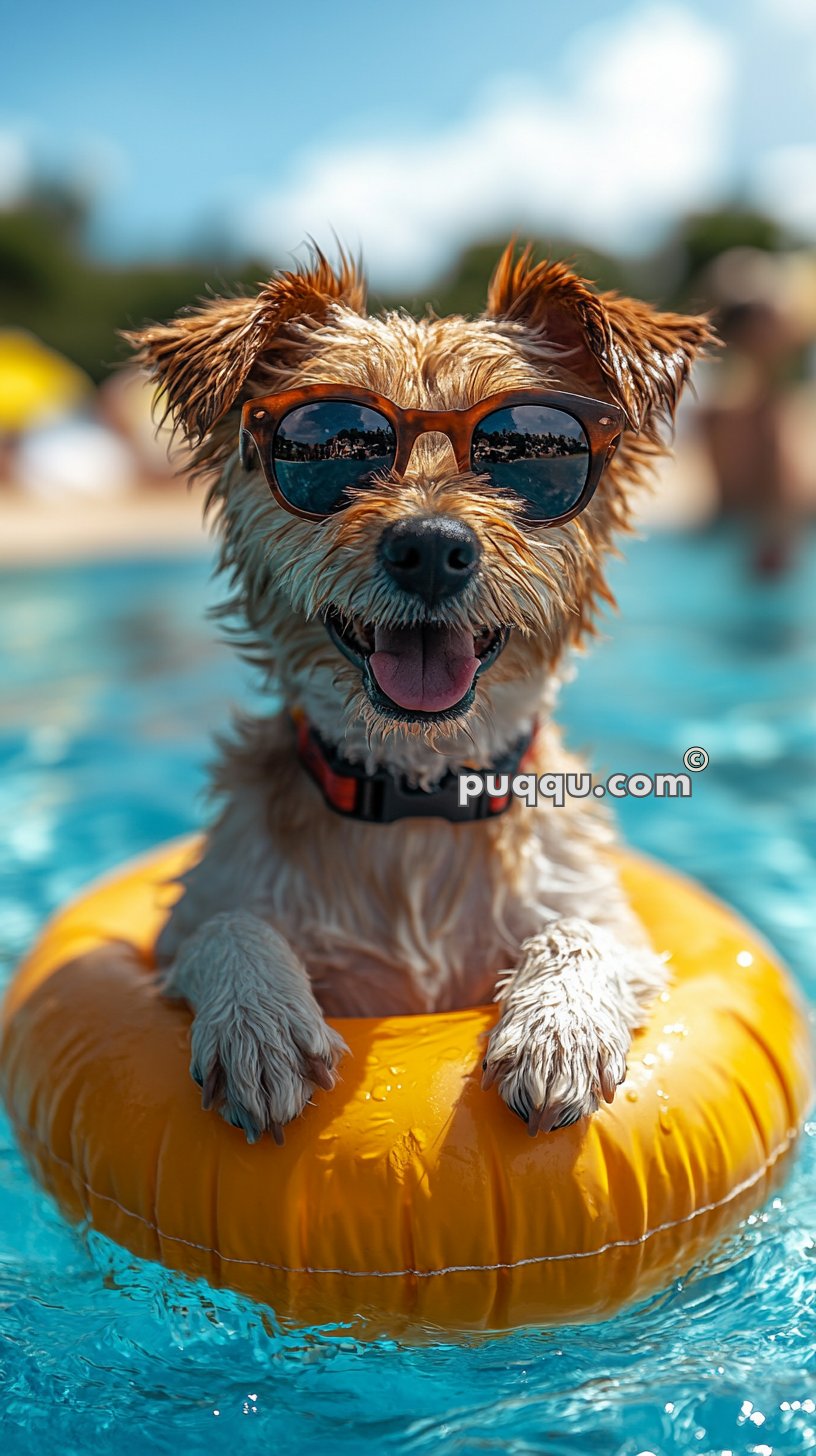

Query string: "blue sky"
[2, 0, 815, 284]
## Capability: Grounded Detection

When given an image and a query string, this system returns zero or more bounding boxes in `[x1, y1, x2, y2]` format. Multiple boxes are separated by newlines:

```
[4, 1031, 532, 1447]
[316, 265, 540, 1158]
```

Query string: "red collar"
[294, 713, 537, 824]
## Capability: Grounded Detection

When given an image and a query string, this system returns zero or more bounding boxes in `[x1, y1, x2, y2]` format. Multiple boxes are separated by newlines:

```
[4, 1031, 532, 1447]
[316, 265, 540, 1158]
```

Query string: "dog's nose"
[379, 516, 480, 602]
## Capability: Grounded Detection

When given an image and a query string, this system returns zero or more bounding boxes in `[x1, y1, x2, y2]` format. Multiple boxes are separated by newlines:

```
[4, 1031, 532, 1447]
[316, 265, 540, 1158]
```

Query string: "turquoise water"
[1, 530, 815, 1455]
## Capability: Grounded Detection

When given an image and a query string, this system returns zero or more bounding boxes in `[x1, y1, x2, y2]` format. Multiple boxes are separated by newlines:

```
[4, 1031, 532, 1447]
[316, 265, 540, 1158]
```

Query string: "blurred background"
[2, 0, 816, 559]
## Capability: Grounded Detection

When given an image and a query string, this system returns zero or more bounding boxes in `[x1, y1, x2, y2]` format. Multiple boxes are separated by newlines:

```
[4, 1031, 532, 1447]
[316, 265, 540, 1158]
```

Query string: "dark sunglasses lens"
[272, 402, 396, 515]
[471, 405, 590, 521]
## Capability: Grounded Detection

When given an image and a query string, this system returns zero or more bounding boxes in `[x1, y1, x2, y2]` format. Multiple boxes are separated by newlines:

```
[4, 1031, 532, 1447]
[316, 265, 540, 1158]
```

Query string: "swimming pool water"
[1, 528, 814, 1455]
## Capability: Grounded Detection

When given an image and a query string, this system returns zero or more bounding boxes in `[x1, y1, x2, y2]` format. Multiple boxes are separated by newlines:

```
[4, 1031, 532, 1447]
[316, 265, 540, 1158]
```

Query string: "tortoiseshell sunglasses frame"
[239, 384, 626, 526]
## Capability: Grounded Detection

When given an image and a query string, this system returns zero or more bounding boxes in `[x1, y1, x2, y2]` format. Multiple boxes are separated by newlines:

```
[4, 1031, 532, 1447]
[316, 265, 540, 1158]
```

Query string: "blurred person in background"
[696, 247, 816, 577]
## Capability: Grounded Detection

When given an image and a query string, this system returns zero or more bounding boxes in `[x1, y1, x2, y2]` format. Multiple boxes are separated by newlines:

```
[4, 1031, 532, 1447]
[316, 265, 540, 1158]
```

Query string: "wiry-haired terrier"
[127, 243, 710, 1143]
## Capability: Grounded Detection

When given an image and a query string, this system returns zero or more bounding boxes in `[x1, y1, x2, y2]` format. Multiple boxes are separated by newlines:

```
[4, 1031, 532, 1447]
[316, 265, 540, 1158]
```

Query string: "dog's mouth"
[325, 609, 509, 721]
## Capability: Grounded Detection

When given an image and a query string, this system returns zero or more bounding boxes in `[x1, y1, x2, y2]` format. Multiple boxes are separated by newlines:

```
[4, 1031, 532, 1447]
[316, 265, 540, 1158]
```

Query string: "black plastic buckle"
[302, 722, 532, 825]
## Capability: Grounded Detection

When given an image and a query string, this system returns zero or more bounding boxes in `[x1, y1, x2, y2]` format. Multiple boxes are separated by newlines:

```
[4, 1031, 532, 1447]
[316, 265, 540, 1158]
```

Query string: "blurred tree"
[372, 236, 633, 320]
[0, 189, 264, 383]
[0, 189, 806, 383]
[656, 206, 790, 309]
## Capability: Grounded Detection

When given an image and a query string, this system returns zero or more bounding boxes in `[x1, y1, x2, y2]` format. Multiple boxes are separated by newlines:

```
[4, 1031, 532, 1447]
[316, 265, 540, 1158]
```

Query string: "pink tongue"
[370, 623, 479, 712]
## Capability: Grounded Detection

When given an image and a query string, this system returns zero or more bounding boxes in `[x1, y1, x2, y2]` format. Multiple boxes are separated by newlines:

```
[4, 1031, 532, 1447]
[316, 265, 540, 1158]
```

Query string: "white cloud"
[0, 129, 30, 206]
[240, 4, 733, 287]
[753, 0, 816, 30]
[0, 123, 127, 209]
[750, 0, 816, 119]
[752, 145, 816, 239]
[70, 134, 129, 199]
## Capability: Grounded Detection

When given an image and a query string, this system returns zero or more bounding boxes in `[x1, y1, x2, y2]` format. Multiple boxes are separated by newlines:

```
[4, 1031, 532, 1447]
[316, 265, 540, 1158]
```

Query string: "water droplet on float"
[370, 1084, 388, 1102]
[625, 1089, 639, 1103]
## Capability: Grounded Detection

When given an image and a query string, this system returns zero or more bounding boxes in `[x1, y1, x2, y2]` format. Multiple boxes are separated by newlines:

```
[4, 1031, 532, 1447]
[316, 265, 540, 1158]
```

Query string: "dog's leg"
[161, 910, 347, 1142]
[482, 917, 666, 1134]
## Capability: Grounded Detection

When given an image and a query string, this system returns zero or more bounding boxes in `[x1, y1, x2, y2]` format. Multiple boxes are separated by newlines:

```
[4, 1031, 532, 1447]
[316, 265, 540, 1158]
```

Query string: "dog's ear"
[486, 243, 713, 438]
[123, 249, 366, 446]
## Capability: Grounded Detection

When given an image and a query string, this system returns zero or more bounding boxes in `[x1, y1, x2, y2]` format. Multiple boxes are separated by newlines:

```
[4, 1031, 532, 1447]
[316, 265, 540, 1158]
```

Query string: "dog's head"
[126, 244, 710, 775]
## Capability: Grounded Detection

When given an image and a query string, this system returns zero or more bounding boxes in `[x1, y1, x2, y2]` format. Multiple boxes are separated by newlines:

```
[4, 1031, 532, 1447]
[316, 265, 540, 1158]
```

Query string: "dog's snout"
[379, 516, 480, 602]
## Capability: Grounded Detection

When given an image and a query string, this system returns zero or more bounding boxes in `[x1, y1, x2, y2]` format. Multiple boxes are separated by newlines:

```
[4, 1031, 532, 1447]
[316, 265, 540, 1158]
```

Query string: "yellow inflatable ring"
[1, 838, 812, 1335]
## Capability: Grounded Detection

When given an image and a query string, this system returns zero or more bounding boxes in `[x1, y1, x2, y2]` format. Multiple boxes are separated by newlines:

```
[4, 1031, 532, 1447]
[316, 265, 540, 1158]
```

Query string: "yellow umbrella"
[0, 329, 92, 432]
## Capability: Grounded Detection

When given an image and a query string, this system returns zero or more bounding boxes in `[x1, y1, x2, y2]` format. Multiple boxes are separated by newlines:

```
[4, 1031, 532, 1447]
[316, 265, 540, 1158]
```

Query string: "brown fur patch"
[123, 246, 366, 446]
[486, 241, 713, 436]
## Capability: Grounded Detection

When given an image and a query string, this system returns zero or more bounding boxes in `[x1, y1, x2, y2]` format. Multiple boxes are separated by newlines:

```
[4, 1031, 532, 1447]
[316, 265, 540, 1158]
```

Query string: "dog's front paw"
[483, 1004, 628, 1134]
[190, 999, 347, 1144]
[482, 918, 637, 1135]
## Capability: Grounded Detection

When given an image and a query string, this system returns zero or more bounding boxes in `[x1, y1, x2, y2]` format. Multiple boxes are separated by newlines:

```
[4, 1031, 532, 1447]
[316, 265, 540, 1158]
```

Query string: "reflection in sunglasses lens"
[272, 402, 396, 514]
[471, 404, 590, 521]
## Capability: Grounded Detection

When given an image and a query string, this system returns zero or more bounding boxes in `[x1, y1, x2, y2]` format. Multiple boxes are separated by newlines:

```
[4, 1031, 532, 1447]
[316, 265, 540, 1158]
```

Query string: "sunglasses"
[239, 385, 625, 527]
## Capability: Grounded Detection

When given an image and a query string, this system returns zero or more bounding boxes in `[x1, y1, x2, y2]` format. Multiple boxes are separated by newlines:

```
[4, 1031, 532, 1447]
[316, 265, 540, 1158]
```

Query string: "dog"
[126, 243, 710, 1143]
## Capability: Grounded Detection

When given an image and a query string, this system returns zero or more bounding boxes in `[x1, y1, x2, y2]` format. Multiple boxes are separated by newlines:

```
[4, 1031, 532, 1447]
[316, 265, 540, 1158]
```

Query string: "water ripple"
[1, 533, 815, 1454]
